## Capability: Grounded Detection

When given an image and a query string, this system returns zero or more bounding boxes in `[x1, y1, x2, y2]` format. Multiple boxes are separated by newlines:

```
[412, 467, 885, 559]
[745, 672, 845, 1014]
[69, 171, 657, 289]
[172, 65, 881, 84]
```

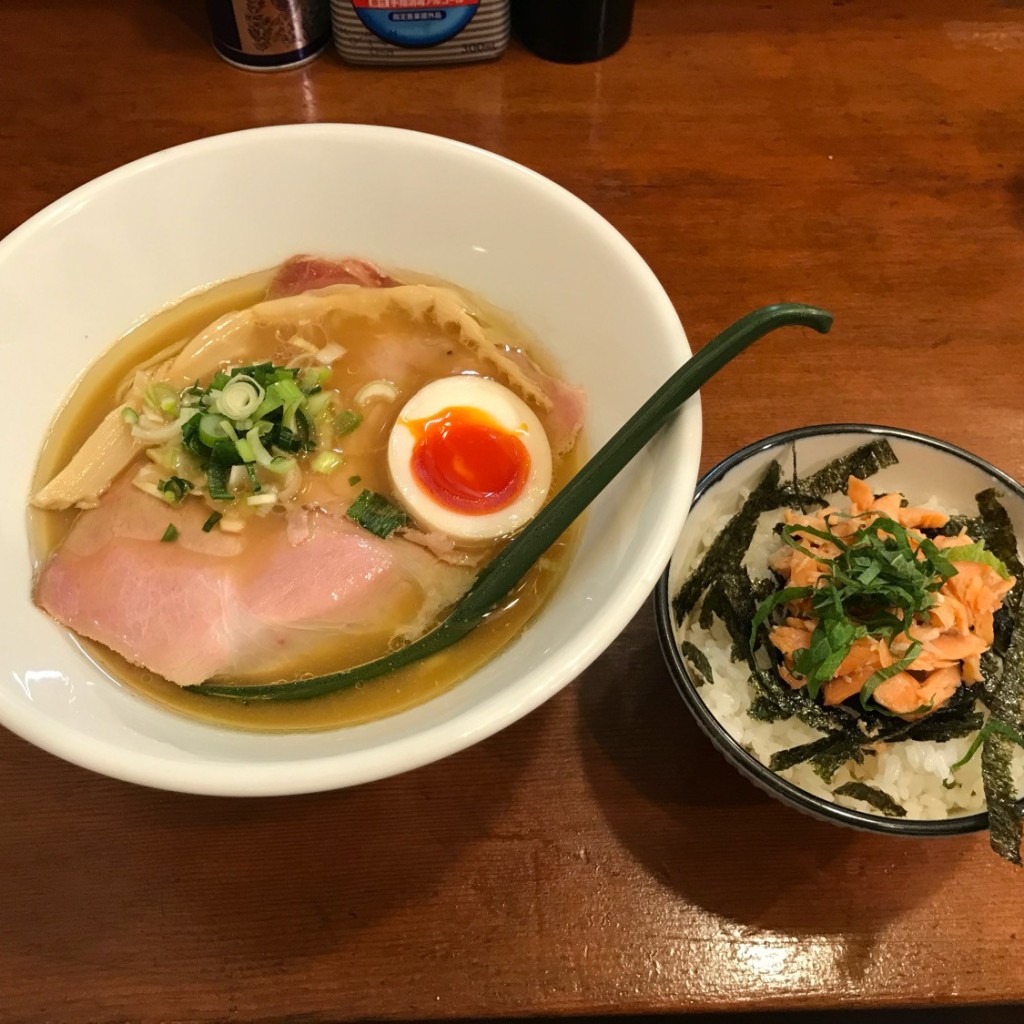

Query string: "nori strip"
[748, 667, 849, 732]
[769, 731, 867, 782]
[834, 781, 907, 818]
[680, 642, 714, 687]
[976, 489, 1024, 586]
[969, 490, 1024, 863]
[783, 438, 898, 502]
[672, 460, 785, 625]
[698, 572, 760, 666]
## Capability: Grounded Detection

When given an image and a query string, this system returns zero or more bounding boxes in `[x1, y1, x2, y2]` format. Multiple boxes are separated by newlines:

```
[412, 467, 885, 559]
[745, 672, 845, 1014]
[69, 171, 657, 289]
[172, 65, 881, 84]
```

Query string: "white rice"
[678, 504, 1024, 820]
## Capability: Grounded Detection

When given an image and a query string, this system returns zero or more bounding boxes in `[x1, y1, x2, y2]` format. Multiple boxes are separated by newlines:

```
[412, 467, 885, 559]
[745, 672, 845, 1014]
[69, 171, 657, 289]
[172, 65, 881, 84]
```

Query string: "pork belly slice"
[34, 475, 473, 687]
[266, 255, 397, 298]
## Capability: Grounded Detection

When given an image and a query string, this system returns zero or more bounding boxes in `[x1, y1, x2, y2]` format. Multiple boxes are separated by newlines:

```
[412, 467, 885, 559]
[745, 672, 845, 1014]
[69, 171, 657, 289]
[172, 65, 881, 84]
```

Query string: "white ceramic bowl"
[2, 125, 700, 795]
[656, 424, 1024, 836]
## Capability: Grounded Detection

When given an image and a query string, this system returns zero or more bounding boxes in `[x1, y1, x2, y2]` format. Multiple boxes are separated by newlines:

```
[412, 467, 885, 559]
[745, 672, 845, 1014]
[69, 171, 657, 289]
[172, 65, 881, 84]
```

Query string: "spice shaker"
[512, 0, 634, 63]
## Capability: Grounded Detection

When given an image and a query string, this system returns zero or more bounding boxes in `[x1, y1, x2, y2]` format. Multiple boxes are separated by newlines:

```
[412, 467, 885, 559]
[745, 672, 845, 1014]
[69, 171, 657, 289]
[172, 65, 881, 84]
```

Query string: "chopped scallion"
[348, 475, 362, 486]
[120, 407, 139, 425]
[158, 476, 193, 504]
[312, 451, 343, 475]
[160, 524, 179, 543]
[201, 512, 223, 533]
[335, 410, 363, 436]
[346, 489, 409, 539]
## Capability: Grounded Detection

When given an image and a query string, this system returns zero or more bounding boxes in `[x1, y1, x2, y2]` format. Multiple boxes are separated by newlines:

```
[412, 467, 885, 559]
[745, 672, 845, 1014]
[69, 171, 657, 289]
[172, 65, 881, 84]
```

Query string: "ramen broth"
[29, 267, 582, 732]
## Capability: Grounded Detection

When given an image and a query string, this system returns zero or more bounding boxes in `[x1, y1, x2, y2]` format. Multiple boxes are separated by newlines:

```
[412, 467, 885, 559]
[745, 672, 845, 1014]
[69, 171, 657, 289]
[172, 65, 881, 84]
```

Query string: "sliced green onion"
[355, 380, 398, 406]
[160, 524, 179, 543]
[144, 382, 181, 420]
[199, 414, 230, 448]
[246, 425, 295, 476]
[206, 463, 233, 502]
[300, 366, 332, 392]
[312, 451, 343, 475]
[246, 493, 278, 507]
[346, 490, 409, 539]
[201, 512, 223, 533]
[269, 378, 304, 406]
[214, 374, 264, 420]
[335, 410, 363, 436]
[158, 476, 193, 504]
[234, 438, 255, 464]
[305, 392, 334, 419]
[269, 456, 296, 475]
[120, 407, 139, 425]
[348, 475, 362, 486]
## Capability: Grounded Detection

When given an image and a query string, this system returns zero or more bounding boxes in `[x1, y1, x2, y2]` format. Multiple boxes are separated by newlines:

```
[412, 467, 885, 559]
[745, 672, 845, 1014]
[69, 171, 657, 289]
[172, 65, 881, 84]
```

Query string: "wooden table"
[3, 1, 1024, 1020]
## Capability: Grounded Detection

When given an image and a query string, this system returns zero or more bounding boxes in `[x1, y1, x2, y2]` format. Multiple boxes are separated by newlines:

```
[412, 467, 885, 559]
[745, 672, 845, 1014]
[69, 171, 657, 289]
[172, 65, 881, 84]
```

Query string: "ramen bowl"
[2, 124, 700, 795]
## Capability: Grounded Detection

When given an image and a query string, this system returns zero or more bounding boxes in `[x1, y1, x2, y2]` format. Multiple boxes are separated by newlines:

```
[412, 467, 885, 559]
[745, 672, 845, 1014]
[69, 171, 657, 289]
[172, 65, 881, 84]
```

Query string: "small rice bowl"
[661, 426, 1024, 831]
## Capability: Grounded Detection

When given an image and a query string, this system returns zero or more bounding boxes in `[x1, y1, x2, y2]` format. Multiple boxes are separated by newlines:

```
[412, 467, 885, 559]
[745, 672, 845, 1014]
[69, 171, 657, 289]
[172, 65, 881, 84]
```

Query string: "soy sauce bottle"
[512, 0, 634, 64]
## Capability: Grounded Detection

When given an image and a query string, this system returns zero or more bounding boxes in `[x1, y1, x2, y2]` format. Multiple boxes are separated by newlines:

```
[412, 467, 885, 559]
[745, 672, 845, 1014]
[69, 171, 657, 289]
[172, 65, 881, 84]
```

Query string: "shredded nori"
[672, 460, 785, 625]
[833, 781, 907, 818]
[698, 573, 760, 666]
[782, 438, 898, 503]
[770, 731, 867, 782]
[747, 666, 849, 732]
[680, 642, 714, 687]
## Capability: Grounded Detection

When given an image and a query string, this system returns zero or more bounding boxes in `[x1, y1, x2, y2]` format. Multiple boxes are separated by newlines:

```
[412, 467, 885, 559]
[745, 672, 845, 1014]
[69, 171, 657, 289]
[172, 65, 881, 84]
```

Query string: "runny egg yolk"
[407, 407, 531, 515]
[387, 376, 553, 544]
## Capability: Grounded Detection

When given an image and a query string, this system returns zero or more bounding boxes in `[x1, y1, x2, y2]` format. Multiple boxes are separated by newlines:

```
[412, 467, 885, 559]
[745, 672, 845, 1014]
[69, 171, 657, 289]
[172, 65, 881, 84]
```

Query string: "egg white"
[387, 376, 553, 544]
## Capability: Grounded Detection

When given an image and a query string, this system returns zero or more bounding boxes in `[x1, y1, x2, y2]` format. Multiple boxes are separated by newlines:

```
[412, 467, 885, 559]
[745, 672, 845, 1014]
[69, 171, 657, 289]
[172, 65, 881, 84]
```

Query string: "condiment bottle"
[206, 0, 332, 70]
[512, 0, 634, 63]
[331, 0, 511, 66]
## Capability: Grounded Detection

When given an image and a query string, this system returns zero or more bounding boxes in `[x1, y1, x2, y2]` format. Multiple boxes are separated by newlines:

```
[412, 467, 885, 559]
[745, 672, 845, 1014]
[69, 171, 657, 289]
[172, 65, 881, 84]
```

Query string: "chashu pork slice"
[34, 474, 474, 687]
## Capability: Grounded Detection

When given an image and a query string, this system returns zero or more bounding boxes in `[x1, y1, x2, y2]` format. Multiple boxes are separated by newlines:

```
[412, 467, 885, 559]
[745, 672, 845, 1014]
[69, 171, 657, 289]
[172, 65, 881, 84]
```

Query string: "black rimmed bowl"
[654, 424, 1024, 837]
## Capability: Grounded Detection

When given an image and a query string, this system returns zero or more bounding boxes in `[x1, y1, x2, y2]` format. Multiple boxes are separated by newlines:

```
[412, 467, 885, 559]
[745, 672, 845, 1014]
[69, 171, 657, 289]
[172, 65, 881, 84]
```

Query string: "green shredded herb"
[346, 490, 409, 539]
[201, 512, 223, 533]
[348, 475, 362, 486]
[761, 513, 955, 709]
[160, 524, 179, 543]
[833, 781, 907, 818]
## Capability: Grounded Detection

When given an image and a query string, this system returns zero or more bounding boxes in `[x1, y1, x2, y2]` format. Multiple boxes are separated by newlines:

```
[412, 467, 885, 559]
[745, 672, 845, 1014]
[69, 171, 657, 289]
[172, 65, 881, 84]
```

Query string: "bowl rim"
[654, 422, 1024, 836]
[3, 123, 701, 795]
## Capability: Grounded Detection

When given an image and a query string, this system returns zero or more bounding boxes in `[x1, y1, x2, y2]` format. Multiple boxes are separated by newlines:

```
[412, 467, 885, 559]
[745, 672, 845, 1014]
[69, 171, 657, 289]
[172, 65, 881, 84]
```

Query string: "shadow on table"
[1, 695, 553, 969]
[577, 598, 969, 964]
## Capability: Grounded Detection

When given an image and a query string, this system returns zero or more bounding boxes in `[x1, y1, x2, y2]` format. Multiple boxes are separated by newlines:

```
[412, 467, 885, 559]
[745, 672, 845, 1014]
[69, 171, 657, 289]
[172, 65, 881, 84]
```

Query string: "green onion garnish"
[120, 407, 139, 425]
[312, 451, 343, 475]
[201, 512, 223, 533]
[158, 476, 193, 504]
[346, 489, 409, 539]
[335, 410, 363, 436]
[160, 524, 179, 543]
[348, 475, 362, 486]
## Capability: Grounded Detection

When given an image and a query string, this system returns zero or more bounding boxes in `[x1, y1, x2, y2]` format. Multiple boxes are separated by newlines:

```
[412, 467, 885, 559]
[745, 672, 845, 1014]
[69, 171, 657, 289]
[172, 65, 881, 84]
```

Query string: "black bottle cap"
[512, 0, 635, 64]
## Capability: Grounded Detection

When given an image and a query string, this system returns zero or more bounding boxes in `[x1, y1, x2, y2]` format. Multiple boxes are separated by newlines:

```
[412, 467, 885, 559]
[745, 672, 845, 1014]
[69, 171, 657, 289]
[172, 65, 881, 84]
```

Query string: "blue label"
[351, 1, 479, 48]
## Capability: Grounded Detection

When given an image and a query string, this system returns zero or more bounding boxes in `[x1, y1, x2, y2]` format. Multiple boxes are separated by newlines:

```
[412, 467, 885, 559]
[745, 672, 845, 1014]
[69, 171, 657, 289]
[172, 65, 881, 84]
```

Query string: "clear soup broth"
[30, 265, 582, 733]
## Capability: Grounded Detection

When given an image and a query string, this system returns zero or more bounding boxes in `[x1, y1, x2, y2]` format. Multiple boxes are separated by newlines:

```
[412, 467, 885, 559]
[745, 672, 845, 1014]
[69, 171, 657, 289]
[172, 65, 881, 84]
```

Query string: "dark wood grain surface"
[4, 1, 1024, 1020]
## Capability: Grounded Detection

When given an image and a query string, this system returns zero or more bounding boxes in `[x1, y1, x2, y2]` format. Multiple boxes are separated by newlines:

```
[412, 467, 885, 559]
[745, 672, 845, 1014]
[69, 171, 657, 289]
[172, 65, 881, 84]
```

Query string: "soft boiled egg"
[387, 376, 552, 544]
